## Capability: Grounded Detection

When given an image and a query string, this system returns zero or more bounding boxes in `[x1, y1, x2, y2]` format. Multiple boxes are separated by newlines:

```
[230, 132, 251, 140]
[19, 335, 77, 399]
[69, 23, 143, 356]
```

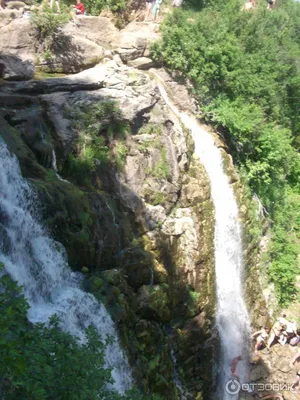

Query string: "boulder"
[0, 16, 120, 74]
[62, 16, 120, 49]
[45, 33, 105, 73]
[117, 21, 160, 62]
[0, 19, 35, 62]
[181, 159, 211, 207]
[127, 57, 157, 70]
[0, 54, 34, 81]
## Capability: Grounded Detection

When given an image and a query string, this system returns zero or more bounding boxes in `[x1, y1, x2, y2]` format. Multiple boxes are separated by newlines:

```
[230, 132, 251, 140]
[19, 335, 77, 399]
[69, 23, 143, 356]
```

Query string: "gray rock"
[127, 57, 157, 70]
[0, 16, 120, 74]
[6, 1, 25, 9]
[117, 21, 160, 62]
[0, 19, 35, 62]
[0, 9, 23, 28]
[25, 62, 158, 151]
[0, 54, 34, 81]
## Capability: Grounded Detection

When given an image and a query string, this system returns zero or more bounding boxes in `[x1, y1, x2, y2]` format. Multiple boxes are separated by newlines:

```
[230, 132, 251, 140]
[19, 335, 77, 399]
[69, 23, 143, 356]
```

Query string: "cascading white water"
[155, 79, 250, 399]
[0, 141, 132, 393]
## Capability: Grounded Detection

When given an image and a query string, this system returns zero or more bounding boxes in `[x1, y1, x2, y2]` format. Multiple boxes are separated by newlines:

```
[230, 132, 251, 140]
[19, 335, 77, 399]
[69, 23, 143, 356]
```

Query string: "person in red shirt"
[71, 0, 85, 25]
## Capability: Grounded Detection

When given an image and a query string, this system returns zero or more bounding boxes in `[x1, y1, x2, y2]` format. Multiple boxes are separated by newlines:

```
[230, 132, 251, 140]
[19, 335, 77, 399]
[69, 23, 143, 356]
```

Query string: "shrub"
[115, 142, 128, 171]
[153, 149, 170, 180]
[31, 4, 69, 46]
[61, 101, 128, 185]
[83, 0, 126, 17]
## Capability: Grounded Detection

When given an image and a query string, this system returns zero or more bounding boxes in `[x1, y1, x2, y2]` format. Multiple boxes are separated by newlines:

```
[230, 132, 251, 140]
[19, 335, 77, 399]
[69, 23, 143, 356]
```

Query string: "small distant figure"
[267, 0, 276, 9]
[152, 0, 162, 22]
[144, 0, 154, 21]
[230, 355, 242, 378]
[278, 313, 288, 326]
[291, 350, 300, 366]
[291, 370, 300, 394]
[252, 327, 270, 354]
[49, 0, 60, 12]
[266, 320, 286, 350]
[71, 0, 85, 25]
[242, 0, 254, 11]
[280, 320, 299, 345]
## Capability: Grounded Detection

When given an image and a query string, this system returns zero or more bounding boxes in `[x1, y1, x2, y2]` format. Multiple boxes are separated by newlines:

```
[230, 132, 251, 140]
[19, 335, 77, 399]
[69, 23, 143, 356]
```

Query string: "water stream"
[156, 78, 250, 399]
[0, 141, 132, 393]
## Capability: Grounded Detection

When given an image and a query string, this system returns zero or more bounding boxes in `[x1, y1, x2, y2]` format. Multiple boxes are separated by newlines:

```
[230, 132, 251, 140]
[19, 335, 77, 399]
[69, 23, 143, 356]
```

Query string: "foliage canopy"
[0, 264, 161, 399]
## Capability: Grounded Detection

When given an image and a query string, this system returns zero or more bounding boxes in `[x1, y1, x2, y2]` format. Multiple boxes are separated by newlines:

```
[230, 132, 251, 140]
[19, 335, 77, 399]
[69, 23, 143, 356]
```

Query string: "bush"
[61, 101, 128, 185]
[31, 4, 69, 45]
[83, 0, 126, 16]
[0, 264, 164, 399]
[153, 149, 170, 180]
[0, 266, 111, 400]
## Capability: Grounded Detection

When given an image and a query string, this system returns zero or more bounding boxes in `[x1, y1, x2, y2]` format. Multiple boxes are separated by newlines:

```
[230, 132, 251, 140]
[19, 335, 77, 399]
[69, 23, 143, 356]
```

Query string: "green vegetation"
[0, 266, 111, 399]
[139, 124, 163, 137]
[152, 0, 300, 304]
[62, 100, 128, 185]
[84, 0, 126, 16]
[0, 264, 163, 399]
[31, 4, 69, 49]
[143, 188, 167, 206]
[152, 149, 170, 180]
[115, 142, 128, 171]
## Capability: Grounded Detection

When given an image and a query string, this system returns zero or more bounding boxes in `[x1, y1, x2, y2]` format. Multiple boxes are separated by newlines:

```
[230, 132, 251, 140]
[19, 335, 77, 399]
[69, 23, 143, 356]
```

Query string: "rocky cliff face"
[1, 11, 285, 400]
[0, 59, 216, 398]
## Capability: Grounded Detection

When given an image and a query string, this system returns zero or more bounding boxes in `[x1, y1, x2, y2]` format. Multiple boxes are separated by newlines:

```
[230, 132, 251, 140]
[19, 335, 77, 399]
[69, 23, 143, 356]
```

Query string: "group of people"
[251, 314, 299, 354]
[242, 0, 276, 10]
[227, 315, 300, 397]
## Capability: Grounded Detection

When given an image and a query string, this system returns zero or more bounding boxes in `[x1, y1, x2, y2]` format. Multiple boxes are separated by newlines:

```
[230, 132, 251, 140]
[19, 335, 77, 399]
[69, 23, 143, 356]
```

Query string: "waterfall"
[155, 78, 250, 399]
[0, 141, 132, 393]
[170, 348, 191, 400]
[52, 149, 71, 184]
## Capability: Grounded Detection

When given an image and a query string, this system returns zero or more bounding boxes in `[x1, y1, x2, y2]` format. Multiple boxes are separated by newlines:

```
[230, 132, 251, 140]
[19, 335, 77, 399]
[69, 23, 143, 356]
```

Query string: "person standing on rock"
[152, 0, 162, 22]
[144, 0, 154, 21]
